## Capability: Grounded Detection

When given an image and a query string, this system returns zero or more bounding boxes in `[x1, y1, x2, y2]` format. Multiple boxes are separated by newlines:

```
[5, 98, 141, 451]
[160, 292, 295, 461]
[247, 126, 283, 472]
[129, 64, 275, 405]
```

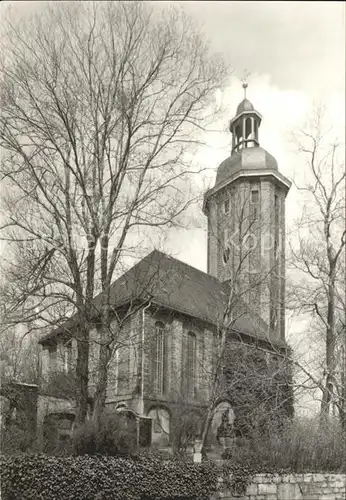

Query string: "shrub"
[0, 454, 218, 500]
[222, 416, 346, 473]
[1, 423, 35, 454]
[73, 413, 137, 457]
[170, 407, 202, 457]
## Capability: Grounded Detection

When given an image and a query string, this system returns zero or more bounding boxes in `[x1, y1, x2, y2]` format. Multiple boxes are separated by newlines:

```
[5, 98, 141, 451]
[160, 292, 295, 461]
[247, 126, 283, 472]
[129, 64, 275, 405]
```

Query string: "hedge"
[0, 454, 219, 500]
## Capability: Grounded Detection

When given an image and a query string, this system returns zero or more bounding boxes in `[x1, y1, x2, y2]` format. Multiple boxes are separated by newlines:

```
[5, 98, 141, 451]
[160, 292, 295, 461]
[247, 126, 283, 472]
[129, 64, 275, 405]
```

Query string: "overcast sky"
[158, 1, 345, 270]
[176, 1, 345, 96]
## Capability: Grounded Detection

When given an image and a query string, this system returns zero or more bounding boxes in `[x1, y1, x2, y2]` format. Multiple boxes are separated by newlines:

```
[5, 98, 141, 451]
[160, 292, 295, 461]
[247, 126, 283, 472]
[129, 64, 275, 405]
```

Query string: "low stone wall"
[213, 473, 346, 500]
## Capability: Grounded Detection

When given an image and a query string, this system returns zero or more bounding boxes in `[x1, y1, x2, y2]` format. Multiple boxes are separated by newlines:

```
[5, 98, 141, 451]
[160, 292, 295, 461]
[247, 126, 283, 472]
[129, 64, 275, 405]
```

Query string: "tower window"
[250, 189, 260, 224]
[270, 306, 278, 331]
[249, 272, 261, 310]
[223, 228, 230, 264]
[274, 194, 279, 257]
[223, 198, 230, 214]
[251, 190, 259, 204]
[223, 247, 230, 264]
[274, 195, 279, 224]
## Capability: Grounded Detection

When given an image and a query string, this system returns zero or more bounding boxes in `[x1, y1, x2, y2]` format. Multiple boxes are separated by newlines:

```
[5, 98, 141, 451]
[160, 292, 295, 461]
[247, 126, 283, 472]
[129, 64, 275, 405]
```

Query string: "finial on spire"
[241, 69, 250, 99]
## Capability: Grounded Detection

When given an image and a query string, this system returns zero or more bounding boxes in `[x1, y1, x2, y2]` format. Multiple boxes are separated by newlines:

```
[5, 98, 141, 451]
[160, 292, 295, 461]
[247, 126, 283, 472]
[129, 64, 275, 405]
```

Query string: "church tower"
[203, 84, 291, 341]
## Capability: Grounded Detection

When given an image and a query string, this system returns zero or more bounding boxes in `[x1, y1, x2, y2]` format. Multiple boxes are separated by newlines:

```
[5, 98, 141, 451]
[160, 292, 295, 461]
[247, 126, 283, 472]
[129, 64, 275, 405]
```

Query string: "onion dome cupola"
[230, 83, 262, 152]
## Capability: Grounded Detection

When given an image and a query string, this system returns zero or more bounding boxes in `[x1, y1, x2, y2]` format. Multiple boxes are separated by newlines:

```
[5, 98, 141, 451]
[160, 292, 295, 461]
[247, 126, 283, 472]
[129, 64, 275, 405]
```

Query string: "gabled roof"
[40, 250, 284, 347]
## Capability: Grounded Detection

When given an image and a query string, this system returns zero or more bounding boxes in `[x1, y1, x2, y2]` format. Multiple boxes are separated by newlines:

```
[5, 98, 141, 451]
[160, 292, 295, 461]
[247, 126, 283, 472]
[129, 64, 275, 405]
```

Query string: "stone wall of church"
[212, 473, 346, 500]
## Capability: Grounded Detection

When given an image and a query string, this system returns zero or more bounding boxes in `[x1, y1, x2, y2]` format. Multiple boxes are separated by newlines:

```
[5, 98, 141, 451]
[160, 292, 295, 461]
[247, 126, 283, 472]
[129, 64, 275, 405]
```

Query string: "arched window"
[245, 117, 252, 143]
[235, 125, 241, 150]
[64, 340, 72, 373]
[153, 322, 166, 395]
[254, 120, 258, 141]
[187, 332, 197, 397]
[223, 247, 230, 264]
[223, 228, 230, 264]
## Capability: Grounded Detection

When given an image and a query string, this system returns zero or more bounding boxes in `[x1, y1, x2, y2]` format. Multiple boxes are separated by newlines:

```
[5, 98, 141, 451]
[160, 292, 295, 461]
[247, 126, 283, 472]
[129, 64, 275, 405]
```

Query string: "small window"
[64, 341, 72, 373]
[275, 195, 279, 223]
[223, 198, 230, 214]
[48, 345, 57, 373]
[251, 190, 259, 204]
[270, 306, 278, 331]
[274, 240, 278, 258]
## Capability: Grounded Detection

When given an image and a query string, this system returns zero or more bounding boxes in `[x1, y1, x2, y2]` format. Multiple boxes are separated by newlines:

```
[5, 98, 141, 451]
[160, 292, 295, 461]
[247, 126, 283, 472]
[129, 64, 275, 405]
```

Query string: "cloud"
[175, 1, 345, 95]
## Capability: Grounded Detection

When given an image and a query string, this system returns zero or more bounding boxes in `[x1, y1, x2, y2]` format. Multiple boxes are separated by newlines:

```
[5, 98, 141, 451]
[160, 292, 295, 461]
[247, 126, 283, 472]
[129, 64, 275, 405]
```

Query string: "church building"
[37, 87, 292, 451]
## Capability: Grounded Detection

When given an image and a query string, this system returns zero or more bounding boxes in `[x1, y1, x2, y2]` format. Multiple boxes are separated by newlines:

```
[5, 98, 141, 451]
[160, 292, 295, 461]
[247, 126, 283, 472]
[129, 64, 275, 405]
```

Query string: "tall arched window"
[153, 322, 166, 395]
[245, 117, 252, 146]
[187, 332, 197, 397]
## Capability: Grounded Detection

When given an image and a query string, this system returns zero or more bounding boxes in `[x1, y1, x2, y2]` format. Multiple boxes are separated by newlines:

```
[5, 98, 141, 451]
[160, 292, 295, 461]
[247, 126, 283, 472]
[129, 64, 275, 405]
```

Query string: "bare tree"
[0, 326, 40, 386]
[0, 1, 228, 423]
[288, 106, 345, 427]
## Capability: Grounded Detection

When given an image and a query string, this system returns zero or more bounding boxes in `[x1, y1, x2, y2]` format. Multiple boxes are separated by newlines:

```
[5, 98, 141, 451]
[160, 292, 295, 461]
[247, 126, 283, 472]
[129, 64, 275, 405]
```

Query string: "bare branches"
[0, 2, 228, 421]
[288, 106, 345, 425]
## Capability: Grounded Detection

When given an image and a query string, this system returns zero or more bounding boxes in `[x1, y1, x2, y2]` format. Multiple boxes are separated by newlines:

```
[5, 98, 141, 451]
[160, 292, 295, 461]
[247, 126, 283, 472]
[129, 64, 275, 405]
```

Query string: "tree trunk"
[200, 405, 215, 454]
[75, 325, 90, 425]
[320, 265, 337, 420]
[92, 304, 112, 420]
[338, 338, 346, 432]
[92, 341, 112, 420]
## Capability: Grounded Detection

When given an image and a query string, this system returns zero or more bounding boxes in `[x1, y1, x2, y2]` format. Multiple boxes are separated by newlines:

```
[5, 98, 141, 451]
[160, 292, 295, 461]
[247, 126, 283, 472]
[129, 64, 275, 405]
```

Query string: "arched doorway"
[209, 401, 235, 448]
[147, 406, 170, 447]
[43, 412, 75, 453]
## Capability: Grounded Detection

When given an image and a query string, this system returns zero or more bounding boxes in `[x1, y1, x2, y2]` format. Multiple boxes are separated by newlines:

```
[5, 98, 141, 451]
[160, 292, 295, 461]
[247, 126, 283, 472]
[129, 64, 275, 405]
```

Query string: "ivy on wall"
[0, 454, 219, 500]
